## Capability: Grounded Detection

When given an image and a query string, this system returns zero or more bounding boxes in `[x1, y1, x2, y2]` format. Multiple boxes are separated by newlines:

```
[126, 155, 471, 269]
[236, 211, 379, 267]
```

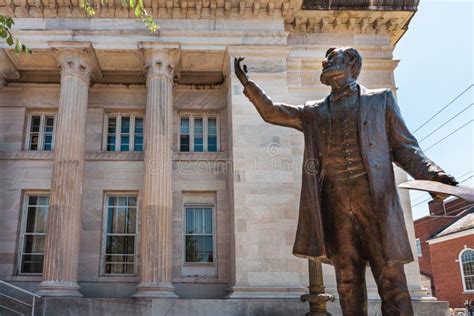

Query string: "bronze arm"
[386, 90, 457, 187]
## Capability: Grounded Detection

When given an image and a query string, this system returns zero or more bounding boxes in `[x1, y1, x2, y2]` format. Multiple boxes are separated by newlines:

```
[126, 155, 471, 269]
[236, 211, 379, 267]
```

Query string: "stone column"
[37, 42, 101, 297]
[134, 43, 180, 298]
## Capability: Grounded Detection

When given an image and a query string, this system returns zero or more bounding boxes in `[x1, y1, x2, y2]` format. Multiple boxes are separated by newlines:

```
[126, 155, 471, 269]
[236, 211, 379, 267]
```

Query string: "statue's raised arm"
[234, 57, 303, 131]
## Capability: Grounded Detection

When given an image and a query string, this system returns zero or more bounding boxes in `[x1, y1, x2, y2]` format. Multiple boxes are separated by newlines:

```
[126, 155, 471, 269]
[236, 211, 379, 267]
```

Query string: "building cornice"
[1, 4, 415, 44]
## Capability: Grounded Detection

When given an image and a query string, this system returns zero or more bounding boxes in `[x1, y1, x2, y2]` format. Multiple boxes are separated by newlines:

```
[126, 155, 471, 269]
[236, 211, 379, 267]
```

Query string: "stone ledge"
[38, 297, 449, 316]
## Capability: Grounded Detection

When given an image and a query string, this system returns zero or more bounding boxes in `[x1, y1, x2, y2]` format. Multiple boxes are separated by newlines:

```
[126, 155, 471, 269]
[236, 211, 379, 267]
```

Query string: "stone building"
[0, 0, 450, 314]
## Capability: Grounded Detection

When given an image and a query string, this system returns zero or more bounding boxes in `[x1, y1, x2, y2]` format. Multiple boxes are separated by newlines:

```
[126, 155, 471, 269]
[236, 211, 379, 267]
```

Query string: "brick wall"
[429, 234, 474, 308]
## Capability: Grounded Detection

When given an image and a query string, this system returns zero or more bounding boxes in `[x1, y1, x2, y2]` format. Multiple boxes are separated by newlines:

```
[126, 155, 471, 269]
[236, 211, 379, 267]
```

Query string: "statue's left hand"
[430, 172, 458, 201]
[234, 57, 249, 86]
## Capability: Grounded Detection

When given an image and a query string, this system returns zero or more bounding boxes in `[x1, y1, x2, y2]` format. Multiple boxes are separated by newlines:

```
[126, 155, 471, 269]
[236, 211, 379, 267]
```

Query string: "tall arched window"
[460, 248, 474, 292]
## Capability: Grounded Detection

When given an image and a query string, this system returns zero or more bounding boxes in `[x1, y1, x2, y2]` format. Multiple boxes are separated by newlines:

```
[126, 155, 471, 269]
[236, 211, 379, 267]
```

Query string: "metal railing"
[0, 280, 41, 316]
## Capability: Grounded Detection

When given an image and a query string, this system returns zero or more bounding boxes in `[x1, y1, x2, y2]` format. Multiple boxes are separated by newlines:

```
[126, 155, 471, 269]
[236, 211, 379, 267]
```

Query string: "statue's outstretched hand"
[234, 57, 249, 86]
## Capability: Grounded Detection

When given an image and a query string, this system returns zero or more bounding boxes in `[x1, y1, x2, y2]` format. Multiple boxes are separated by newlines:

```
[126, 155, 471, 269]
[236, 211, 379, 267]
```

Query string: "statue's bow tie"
[330, 83, 358, 102]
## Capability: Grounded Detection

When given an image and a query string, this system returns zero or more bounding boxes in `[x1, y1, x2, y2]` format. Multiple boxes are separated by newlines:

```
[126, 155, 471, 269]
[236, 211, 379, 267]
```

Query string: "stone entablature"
[1, 0, 416, 44]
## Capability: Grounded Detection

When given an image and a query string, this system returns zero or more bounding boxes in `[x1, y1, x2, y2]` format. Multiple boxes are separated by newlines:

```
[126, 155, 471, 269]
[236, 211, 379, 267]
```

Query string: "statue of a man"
[234, 47, 457, 315]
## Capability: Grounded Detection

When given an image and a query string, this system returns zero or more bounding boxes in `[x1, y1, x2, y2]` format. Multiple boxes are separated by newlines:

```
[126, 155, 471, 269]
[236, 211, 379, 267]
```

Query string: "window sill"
[4, 275, 43, 282]
[183, 262, 215, 267]
[0, 151, 54, 160]
[173, 152, 228, 161]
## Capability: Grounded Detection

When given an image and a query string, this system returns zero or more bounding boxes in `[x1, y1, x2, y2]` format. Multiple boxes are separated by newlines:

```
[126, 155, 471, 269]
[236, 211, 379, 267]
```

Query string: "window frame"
[182, 203, 216, 266]
[25, 112, 57, 151]
[100, 192, 139, 276]
[17, 191, 50, 276]
[415, 238, 422, 257]
[178, 113, 220, 153]
[459, 248, 474, 293]
[103, 112, 144, 152]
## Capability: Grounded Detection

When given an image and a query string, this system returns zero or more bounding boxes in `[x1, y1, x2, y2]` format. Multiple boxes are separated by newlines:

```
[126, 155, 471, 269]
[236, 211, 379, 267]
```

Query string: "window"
[415, 238, 422, 257]
[185, 206, 214, 263]
[179, 115, 219, 152]
[26, 113, 56, 151]
[105, 114, 143, 152]
[19, 194, 49, 274]
[103, 195, 138, 275]
[460, 248, 474, 291]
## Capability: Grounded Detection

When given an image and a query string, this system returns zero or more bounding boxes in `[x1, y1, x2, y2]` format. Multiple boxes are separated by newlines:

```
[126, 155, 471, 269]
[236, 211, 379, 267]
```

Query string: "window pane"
[180, 117, 190, 152]
[127, 208, 137, 234]
[195, 208, 203, 234]
[108, 117, 116, 133]
[121, 117, 130, 133]
[134, 117, 143, 133]
[134, 135, 143, 152]
[185, 236, 213, 263]
[186, 208, 194, 234]
[180, 117, 189, 134]
[194, 118, 203, 152]
[106, 236, 135, 255]
[26, 206, 48, 233]
[204, 208, 213, 234]
[107, 117, 117, 151]
[180, 135, 190, 152]
[21, 254, 44, 274]
[30, 116, 41, 133]
[23, 235, 45, 254]
[29, 134, 39, 150]
[121, 135, 130, 151]
[28, 196, 38, 205]
[107, 136, 116, 151]
[38, 196, 49, 206]
[134, 117, 144, 152]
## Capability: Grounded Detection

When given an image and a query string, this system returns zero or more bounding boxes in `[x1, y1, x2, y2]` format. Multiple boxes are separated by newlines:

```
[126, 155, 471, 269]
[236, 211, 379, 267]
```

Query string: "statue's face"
[320, 49, 351, 86]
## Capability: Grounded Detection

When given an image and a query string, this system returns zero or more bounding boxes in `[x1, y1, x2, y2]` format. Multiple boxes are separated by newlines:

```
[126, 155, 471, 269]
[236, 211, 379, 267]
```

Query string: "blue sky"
[393, 0, 473, 219]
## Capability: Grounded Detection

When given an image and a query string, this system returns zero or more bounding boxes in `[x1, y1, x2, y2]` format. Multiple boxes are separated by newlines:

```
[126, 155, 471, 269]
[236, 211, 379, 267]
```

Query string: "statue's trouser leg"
[370, 260, 414, 316]
[324, 180, 369, 316]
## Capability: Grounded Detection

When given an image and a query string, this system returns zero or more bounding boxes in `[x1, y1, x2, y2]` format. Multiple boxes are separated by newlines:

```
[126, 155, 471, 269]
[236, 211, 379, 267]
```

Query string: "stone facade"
[0, 0, 433, 305]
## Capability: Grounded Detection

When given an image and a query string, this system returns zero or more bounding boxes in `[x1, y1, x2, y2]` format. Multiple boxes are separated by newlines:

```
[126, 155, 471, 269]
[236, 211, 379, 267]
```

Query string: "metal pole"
[32, 296, 35, 316]
[301, 259, 335, 316]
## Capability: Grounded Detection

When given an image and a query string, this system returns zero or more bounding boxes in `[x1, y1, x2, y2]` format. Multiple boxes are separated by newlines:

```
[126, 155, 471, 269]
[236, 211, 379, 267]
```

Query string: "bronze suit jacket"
[243, 80, 445, 264]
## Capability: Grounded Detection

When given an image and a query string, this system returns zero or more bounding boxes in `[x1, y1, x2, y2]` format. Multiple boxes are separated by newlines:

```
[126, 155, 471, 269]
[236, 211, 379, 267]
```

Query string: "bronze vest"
[325, 92, 367, 182]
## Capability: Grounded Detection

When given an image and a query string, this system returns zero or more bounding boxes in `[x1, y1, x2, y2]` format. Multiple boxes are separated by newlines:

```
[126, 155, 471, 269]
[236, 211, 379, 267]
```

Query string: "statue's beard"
[320, 67, 346, 87]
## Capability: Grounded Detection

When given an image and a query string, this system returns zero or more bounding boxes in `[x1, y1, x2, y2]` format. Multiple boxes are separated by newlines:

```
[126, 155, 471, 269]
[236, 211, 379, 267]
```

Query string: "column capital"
[48, 41, 102, 82]
[0, 49, 20, 85]
[139, 42, 181, 81]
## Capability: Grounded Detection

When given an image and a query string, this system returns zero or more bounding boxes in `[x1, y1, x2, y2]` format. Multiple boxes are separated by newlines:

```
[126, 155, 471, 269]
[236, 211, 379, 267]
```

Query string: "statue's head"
[320, 47, 362, 87]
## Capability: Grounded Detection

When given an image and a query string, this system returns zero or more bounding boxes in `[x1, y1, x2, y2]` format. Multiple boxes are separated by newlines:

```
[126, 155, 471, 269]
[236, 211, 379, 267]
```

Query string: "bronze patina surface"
[234, 47, 457, 316]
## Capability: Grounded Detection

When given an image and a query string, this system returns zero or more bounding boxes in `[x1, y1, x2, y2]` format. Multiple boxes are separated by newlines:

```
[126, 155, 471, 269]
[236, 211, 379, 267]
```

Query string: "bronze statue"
[234, 47, 457, 316]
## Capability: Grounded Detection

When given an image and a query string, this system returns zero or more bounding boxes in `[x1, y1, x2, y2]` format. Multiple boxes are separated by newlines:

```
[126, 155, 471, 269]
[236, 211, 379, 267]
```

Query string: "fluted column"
[37, 42, 101, 297]
[134, 44, 180, 298]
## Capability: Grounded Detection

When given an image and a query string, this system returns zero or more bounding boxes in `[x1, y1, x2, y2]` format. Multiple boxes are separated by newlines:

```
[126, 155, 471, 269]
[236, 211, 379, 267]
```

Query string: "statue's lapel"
[358, 85, 376, 127]
[317, 96, 331, 135]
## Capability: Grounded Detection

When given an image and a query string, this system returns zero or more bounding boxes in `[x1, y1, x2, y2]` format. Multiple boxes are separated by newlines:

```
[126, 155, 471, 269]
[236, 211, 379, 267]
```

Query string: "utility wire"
[419, 103, 473, 143]
[423, 119, 473, 152]
[416, 203, 474, 227]
[413, 84, 473, 134]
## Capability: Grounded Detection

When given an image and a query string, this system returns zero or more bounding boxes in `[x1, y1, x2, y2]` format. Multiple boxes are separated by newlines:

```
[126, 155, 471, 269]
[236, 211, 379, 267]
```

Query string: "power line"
[423, 119, 473, 152]
[413, 84, 473, 134]
[416, 203, 474, 227]
[419, 103, 473, 143]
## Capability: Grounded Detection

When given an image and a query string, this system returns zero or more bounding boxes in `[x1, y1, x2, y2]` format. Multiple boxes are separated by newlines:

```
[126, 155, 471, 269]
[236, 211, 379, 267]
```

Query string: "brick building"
[414, 199, 474, 308]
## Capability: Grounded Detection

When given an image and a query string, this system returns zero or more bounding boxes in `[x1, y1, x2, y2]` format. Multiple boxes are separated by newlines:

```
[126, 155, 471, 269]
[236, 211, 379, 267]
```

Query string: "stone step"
[39, 298, 450, 316]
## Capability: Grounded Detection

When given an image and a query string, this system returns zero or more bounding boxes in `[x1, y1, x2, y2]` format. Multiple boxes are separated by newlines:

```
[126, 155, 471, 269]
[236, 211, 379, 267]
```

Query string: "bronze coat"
[243, 81, 445, 264]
